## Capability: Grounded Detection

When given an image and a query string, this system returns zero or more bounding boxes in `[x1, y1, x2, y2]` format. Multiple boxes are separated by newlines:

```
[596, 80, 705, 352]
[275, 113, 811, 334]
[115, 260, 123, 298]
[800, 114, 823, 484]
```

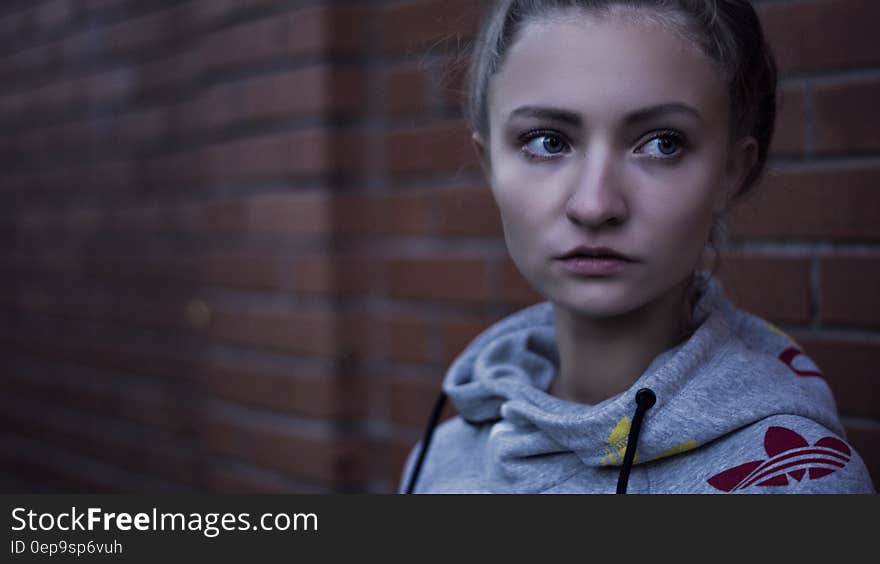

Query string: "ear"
[715, 135, 758, 213]
[472, 132, 491, 178]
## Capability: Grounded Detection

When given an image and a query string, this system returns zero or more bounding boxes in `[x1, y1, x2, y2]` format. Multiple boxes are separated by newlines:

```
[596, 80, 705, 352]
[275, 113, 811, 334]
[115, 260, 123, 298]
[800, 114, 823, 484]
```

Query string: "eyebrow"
[507, 102, 703, 126]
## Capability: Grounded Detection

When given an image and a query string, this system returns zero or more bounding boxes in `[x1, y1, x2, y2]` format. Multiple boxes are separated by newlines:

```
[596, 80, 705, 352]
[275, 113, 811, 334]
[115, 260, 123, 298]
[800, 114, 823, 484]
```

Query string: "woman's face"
[477, 8, 757, 318]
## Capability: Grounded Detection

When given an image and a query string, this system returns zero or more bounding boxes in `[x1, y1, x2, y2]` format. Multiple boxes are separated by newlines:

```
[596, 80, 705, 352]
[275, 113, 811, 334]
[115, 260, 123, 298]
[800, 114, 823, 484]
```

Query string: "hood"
[430, 272, 843, 493]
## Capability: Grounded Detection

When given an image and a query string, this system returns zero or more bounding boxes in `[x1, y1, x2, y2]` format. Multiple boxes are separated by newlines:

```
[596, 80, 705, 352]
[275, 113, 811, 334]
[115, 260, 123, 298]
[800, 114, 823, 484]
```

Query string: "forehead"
[489, 9, 728, 127]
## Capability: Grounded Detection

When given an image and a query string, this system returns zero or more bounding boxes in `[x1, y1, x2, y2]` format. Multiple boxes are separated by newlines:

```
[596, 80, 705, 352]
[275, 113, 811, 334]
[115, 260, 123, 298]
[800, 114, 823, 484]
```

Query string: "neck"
[549, 276, 696, 405]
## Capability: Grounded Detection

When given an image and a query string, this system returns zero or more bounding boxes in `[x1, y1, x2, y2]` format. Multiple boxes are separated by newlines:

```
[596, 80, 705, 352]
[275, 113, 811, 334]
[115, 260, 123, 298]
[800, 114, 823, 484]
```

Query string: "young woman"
[399, 0, 875, 493]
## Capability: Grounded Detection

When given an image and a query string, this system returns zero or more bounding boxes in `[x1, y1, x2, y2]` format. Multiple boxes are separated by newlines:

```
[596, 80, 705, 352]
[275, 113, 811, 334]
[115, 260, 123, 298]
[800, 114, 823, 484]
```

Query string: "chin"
[548, 283, 647, 319]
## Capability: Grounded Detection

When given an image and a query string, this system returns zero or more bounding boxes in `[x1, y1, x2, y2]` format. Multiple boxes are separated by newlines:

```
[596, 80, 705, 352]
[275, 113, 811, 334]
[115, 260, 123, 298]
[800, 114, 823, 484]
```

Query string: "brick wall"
[1, 0, 877, 493]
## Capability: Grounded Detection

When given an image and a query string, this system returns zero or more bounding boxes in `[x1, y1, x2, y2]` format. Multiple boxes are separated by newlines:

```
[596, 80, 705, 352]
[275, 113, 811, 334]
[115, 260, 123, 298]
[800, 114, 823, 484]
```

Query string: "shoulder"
[397, 416, 488, 494]
[702, 414, 875, 494]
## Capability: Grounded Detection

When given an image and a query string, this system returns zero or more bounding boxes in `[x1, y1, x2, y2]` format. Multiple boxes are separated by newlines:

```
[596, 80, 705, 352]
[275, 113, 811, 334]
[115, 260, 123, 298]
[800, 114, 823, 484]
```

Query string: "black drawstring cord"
[404, 391, 448, 494]
[616, 388, 656, 494]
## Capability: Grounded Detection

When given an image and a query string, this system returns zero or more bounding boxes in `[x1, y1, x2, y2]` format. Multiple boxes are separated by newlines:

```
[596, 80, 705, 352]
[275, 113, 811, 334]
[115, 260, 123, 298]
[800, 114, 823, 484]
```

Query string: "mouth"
[556, 246, 636, 262]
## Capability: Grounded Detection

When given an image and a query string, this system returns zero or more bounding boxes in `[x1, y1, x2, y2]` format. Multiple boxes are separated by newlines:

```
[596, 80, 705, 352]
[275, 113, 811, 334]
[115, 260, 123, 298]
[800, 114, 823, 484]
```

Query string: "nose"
[564, 145, 629, 229]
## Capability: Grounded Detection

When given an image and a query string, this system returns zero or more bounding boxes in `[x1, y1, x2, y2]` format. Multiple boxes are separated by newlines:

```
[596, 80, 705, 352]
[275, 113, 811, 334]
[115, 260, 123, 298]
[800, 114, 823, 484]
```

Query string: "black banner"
[2, 494, 875, 561]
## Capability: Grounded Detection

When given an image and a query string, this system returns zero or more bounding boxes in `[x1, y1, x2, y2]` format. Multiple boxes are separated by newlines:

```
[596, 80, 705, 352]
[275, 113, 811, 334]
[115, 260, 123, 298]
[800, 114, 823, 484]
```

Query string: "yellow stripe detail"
[653, 439, 698, 461]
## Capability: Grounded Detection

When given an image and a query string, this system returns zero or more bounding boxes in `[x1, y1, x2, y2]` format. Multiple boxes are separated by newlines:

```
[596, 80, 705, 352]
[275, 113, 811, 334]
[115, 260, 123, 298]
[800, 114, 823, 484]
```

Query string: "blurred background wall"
[0, 0, 877, 493]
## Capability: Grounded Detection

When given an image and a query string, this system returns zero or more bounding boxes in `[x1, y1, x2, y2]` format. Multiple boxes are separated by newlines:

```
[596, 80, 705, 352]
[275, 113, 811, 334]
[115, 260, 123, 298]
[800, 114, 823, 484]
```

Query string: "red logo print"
[778, 347, 824, 379]
[707, 426, 851, 492]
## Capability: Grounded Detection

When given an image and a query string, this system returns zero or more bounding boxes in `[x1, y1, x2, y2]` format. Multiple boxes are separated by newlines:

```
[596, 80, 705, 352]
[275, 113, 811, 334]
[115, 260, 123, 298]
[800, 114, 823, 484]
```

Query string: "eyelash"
[517, 128, 688, 162]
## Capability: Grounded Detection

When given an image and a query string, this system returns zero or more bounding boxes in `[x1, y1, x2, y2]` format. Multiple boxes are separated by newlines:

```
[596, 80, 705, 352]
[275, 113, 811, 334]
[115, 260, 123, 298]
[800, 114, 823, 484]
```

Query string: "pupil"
[543, 137, 562, 153]
[659, 138, 675, 154]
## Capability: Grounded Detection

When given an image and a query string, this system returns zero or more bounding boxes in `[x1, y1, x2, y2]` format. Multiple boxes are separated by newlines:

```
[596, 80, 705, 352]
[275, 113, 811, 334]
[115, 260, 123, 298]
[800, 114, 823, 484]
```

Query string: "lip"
[555, 246, 637, 276]
[556, 245, 636, 262]
[557, 256, 632, 276]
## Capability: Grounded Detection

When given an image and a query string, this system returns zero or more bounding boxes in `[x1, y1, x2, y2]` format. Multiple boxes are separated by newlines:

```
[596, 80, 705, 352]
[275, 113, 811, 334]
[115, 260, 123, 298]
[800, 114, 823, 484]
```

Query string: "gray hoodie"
[399, 273, 875, 494]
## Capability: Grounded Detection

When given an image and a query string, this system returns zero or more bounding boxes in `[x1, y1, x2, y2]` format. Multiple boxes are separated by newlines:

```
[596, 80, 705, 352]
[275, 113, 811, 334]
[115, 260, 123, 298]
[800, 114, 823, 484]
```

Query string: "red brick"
[35, 0, 73, 35]
[497, 258, 543, 306]
[199, 130, 365, 180]
[339, 313, 376, 357]
[199, 16, 288, 73]
[199, 407, 367, 485]
[1, 287, 185, 334]
[171, 199, 247, 234]
[206, 462, 331, 493]
[115, 108, 167, 146]
[281, 5, 370, 59]
[81, 0, 128, 15]
[205, 361, 365, 419]
[100, 199, 249, 235]
[0, 324, 192, 387]
[139, 51, 192, 95]
[0, 10, 26, 41]
[36, 76, 75, 111]
[4, 361, 193, 434]
[321, 130, 368, 174]
[441, 315, 496, 363]
[769, 85, 806, 157]
[332, 193, 395, 237]
[381, 0, 483, 54]
[390, 375, 456, 426]
[81, 67, 133, 106]
[237, 66, 365, 122]
[324, 6, 371, 54]
[819, 255, 880, 328]
[815, 78, 880, 155]
[0, 254, 80, 277]
[173, 85, 232, 133]
[381, 191, 436, 237]
[207, 306, 339, 357]
[385, 256, 491, 302]
[385, 62, 430, 115]
[5, 42, 51, 80]
[716, 255, 812, 324]
[106, 5, 180, 56]
[3, 318, 361, 421]
[77, 255, 207, 288]
[0, 91, 27, 119]
[204, 254, 289, 290]
[383, 317, 433, 363]
[333, 191, 433, 237]
[729, 166, 880, 241]
[435, 186, 503, 238]
[759, 0, 880, 74]
[290, 255, 333, 295]
[61, 28, 97, 63]
[798, 338, 880, 419]
[386, 121, 478, 176]
[0, 438, 127, 493]
[0, 395, 204, 488]
[188, 0, 240, 24]
[245, 191, 331, 237]
[292, 254, 371, 296]
[139, 150, 205, 188]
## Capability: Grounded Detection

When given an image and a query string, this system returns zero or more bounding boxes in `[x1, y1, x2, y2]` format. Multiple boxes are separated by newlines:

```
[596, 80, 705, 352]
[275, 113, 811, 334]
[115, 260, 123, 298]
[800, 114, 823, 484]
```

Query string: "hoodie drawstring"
[406, 388, 656, 494]
[404, 391, 447, 494]
[616, 388, 657, 494]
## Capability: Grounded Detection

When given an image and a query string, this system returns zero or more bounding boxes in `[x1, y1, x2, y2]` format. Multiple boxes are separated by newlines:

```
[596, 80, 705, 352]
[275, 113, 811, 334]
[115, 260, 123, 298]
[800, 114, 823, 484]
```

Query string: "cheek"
[639, 178, 717, 251]
[492, 187, 540, 248]
[490, 169, 553, 233]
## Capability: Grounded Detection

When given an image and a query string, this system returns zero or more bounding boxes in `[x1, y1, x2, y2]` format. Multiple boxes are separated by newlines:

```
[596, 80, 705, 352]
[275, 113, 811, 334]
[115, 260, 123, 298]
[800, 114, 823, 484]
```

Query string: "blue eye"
[639, 130, 686, 159]
[519, 130, 570, 160]
[518, 128, 687, 161]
